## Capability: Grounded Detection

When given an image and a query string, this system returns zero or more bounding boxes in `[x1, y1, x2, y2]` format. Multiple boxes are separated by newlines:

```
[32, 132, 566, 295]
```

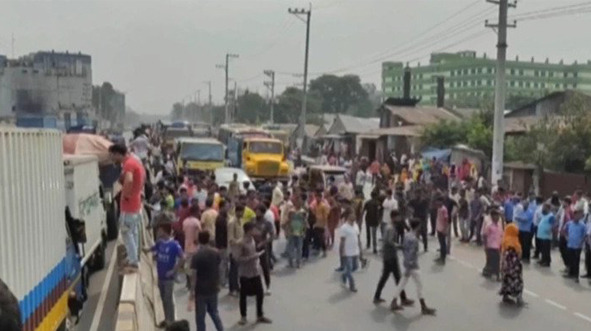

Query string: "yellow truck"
[176, 137, 225, 175]
[241, 137, 290, 183]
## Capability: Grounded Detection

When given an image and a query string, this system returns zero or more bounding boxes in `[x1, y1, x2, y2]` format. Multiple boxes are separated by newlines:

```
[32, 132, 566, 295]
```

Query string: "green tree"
[274, 87, 322, 124]
[170, 102, 184, 120]
[235, 91, 269, 124]
[309, 74, 370, 116]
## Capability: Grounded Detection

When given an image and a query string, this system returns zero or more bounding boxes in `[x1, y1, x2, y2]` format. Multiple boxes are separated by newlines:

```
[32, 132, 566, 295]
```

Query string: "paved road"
[173, 235, 591, 331]
[76, 241, 120, 331]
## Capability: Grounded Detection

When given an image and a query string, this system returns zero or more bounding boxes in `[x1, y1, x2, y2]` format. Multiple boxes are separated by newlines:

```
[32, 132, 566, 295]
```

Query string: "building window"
[526, 82, 531, 88]
[574, 72, 578, 78]
[534, 82, 538, 88]
[510, 81, 515, 87]
[470, 68, 475, 74]
[549, 72, 554, 78]
[477, 80, 482, 86]
[510, 69, 515, 75]
[487, 80, 492, 86]
[420, 74, 423, 79]
[478, 68, 482, 74]
[451, 71, 455, 77]
[574, 83, 578, 88]
[541, 83, 545, 88]
[519, 69, 524, 76]
[564, 72, 568, 78]
[488, 68, 493, 74]
[519, 81, 523, 87]
[555, 83, 560, 88]
[541, 71, 546, 77]
[534, 70, 538, 77]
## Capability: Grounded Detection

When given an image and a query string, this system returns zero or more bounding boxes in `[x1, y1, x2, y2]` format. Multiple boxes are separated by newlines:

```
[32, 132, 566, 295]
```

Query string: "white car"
[215, 167, 254, 193]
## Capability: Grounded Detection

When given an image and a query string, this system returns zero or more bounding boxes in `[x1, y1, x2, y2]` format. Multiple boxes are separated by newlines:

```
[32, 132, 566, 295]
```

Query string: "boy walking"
[390, 219, 436, 315]
[146, 223, 185, 327]
[339, 209, 361, 292]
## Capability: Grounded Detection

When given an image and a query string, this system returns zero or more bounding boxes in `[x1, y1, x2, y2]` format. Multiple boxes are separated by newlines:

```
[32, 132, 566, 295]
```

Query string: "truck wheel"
[106, 202, 119, 241]
[91, 239, 106, 271]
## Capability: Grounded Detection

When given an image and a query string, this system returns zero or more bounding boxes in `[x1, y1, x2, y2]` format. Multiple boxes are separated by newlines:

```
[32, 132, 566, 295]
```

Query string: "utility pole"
[233, 81, 238, 122]
[216, 53, 238, 124]
[288, 5, 312, 145]
[204, 81, 212, 124]
[264, 70, 276, 124]
[11, 33, 15, 58]
[486, 0, 516, 188]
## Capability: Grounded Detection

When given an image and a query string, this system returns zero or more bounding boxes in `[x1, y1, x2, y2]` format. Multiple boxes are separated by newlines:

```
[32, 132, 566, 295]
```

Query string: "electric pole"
[486, 0, 516, 188]
[288, 5, 311, 145]
[264, 70, 276, 124]
[216, 53, 238, 124]
[233, 81, 238, 122]
[204, 81, 212, 123]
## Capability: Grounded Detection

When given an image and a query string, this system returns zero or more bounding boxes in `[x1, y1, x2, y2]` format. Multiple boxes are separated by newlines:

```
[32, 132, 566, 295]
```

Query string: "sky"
[1, 0, 590, 115]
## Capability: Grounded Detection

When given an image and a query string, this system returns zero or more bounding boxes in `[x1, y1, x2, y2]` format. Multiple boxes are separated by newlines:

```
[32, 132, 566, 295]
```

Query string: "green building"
[382, 50, 591, 107]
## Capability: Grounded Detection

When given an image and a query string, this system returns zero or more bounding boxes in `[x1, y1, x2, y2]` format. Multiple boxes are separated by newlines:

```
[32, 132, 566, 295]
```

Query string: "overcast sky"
[2, 0, 590, 114]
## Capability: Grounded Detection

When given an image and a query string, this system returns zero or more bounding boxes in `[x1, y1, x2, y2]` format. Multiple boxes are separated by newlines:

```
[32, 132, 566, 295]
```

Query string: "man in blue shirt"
[536, 203, 555, 267]
[564, 206, 587, 282]
[514, 198, 533, 263]
[503, 194, 516, 224]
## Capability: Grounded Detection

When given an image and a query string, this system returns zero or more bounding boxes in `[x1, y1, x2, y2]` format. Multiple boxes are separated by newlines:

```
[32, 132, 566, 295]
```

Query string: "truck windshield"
[180, 143, 224, 161]
[249, 141, 282, 154]
[165, 128, 192, 138]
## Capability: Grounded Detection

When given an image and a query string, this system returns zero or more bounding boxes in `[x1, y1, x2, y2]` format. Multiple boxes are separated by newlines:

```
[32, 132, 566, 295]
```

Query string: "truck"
[0, 128, 107, 331]
[238, 137, 290, 184]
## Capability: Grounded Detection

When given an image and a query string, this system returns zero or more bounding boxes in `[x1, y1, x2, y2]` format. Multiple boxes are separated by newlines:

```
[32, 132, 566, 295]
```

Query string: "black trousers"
[366, 223, 378, 251]
[518, 231, 532, 261]
[259, 252, 271, 289]
[313, 227, 326, 252]
[239, 276, 264, 318]
[229, 255, 240, 293]
[302, 228, 314, 258]
[539, 239, 552, 265]
[559, 236, 569, 268]
[585, 242, 591, 276]
[429, 209, 437, 235]
[437, 232, 447, 261]
[568, 248, 582, 278]
[374, 258, 407, 301]
[419, 218, 428, 251]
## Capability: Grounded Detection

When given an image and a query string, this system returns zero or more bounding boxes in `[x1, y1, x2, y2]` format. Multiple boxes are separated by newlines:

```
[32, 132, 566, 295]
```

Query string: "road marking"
[544, 299, 566, 310]
[89, 246, 118, 331]
[524, 289, 539, 298]
[574, 312, 591, 323]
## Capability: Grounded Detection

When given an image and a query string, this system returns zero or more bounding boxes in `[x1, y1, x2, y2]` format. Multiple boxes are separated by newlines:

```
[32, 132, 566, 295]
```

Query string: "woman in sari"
[499, 223, 524, 305]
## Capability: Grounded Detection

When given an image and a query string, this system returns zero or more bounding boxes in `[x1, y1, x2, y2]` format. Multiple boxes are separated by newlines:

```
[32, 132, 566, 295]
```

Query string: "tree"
[309, 74, 371, 116]
[235, 91, 269, 124]
[274, 87, 322, 124]
[170, 102, 184, 120]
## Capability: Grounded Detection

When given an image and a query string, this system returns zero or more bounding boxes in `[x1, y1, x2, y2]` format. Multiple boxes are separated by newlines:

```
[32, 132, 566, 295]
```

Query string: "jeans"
[341, 256, 358, 289]
[158, 279, 175, 323]
[229, 255, 240, 293]
[392, 269, 423, 300]
[259, 251, 271, 289]
[313, 227, 326, 252]
[196, 294, 224, 331]
[568, 248, 582, 277]
[218, 248, 229, 287]
[518, 231, 532, 262]
[287, 235, 304, 266]
[437, 232, 447, 262]
[366, 224, 378, 252]
[120, 212, 142, 265]
[459, 217, 470, 240]
[533, 226, 540, 258]
[419, 218, 428, 251]
[374, 258, 407, 301]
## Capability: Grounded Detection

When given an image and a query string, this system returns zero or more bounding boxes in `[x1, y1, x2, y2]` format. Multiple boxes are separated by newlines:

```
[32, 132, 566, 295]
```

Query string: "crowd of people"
[104, 125, 591, 331]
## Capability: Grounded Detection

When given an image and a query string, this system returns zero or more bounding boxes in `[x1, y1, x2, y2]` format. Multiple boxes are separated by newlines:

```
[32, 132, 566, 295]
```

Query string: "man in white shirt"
[339, 211, 361, 292]
[338, 176, 355, 202]
[271, 181, 284, 208]
[382, 188, 399, 239]
[130, 133, 151, 161]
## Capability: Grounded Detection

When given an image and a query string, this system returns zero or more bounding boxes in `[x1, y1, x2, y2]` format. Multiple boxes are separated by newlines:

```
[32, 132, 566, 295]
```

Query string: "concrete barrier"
[115, 210, 162, 331]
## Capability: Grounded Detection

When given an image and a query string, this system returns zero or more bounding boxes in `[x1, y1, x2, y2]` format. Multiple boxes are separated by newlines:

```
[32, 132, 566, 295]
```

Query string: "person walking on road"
[409, 189, 430, 252]
[235, 222, 272, 326]
[339, 208, 361, 292]
[434, 197, 449, 265]
[514, 197, 533, 264]
[286, 194, 307, 268]
[189, 232, 224, 331]
[536, 203, 555, 267]
[389, 219, 436, 315]
[228, 206, 245, 297]
[373, 210, 414, 306]
[215, 201, 230, 288]
[109, 143, 146, 272]
[254, 205, 274, 295]
[482, 208, 503, 280]
[146, 222, 185, 327]
[499, 223, 524, 305]
[363, 191, 382, 254]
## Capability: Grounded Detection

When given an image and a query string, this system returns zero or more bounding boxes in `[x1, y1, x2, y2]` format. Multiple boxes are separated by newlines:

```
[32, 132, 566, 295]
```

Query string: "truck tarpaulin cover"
[63, 133, 113, 165]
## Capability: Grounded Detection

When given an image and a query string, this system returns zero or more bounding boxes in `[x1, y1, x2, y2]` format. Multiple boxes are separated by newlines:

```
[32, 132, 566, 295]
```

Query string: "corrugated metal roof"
[504, 116, 539, 133]
[331, 114, 380, 134]
[304, 124, 319, 137]
[384, 105, 459, 125]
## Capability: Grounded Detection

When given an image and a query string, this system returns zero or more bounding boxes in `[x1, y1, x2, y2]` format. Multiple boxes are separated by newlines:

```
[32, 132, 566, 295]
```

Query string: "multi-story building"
[382, 50, 591, 106]
[0, 51, 93, 118]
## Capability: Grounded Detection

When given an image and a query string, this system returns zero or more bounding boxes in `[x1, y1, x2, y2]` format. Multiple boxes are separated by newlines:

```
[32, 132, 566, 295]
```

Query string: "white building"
[0, 51, 93, 118]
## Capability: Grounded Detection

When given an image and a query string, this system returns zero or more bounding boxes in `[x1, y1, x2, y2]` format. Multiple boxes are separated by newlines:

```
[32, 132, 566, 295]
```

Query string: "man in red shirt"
[109, 144, 146, 271]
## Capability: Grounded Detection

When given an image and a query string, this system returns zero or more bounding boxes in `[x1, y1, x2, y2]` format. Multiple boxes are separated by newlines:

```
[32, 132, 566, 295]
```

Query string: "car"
[215, 167, 254, 193]
[307, 165, 348, 190]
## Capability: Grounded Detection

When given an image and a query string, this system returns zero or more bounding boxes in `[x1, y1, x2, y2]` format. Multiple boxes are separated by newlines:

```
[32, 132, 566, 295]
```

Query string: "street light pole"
[288, 5, 312, 145]
[264, 70, 276, 124]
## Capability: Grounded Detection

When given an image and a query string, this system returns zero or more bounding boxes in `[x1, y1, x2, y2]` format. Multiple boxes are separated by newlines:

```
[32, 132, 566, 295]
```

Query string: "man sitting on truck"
[109, 143, 146, 273]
